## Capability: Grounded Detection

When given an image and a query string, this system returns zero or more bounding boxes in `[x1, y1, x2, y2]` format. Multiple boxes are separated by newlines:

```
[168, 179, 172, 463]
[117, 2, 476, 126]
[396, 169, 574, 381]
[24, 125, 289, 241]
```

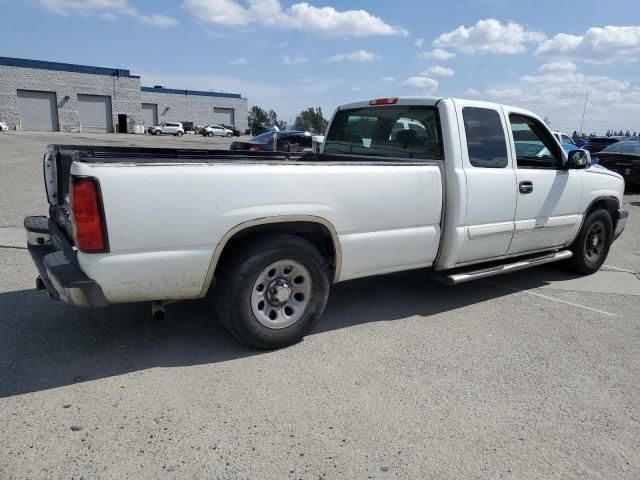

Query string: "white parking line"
[485, 281, 617, 318]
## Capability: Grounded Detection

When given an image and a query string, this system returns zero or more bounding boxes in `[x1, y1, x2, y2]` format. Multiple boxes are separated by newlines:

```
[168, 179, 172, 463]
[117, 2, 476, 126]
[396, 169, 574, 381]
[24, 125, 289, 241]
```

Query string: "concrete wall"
[0, 65, 141, 132]
[0, 63, 248, 133]
[140, 90, 248, 132]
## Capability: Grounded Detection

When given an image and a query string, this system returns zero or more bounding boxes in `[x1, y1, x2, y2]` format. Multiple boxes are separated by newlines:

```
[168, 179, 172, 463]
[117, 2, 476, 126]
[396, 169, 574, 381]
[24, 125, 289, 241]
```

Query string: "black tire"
[154, 130, 162, 136]
[566, 209, 613, 275]
[226, 132, 233, 138]
[176, 131, 184, 137]
[208, 131, 214, 137]
[214, 234, 330, 349]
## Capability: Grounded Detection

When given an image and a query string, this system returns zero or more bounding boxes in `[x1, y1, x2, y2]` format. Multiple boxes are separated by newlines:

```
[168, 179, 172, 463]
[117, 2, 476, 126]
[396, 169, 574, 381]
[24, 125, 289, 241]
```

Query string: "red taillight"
[369, 97, 398, 105]
[249, 145, 263, 152]
[70, 177, 107, 252]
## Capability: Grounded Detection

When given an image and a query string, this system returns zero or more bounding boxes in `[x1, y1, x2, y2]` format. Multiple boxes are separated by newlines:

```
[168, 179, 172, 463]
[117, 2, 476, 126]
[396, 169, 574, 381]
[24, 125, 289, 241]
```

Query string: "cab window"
[509, 114, 563, 169]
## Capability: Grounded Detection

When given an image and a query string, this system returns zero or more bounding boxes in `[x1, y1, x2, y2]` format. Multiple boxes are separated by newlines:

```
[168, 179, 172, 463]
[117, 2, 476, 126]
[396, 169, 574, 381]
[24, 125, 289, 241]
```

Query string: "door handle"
[519, 181, 533, 194]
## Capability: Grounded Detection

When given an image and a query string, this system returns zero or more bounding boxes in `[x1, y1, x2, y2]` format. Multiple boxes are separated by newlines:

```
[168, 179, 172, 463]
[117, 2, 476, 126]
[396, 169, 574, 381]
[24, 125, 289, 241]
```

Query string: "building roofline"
[140, 86, 242, 99]
[0, 56, 139, 78]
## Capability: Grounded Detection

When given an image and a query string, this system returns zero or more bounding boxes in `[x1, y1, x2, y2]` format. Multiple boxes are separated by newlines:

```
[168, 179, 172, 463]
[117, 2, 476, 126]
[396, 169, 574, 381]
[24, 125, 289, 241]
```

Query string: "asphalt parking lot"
[1, 131, 639, 479]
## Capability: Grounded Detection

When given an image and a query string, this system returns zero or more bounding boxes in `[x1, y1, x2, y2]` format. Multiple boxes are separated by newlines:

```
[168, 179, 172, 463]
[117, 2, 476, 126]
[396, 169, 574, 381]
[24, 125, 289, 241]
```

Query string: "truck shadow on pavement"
[0, 266, 581, 398]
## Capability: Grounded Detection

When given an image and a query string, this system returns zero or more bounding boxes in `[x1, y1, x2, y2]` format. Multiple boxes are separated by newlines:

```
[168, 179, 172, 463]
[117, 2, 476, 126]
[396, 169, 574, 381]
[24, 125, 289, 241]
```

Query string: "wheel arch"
[585, 195, 620, 228]
[200, 215, 342, 297]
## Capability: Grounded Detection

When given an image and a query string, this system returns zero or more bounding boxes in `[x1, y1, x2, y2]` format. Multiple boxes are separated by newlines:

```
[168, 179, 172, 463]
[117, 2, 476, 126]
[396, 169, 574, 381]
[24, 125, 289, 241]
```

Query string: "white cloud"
[327, 50, 381, 63]
[39, 0, 178, 27]
[422, 65, 454, 77]
[182, 0, 408, 37]
[228, 57, 248, 65]
[434, 18, 545, 54]
[414, 38, 424, 48]
[140, 14, 179, 27]
[281, 55, 308, 65]
[536, 26, 640, 63]
[464, 88, 481, 97]
[382, 76, 395, 82]
[476, 69, 640, 134]
[351, 86, 361, 91]
[539, 60, 577, 72]
[402, 76, 438, 90]
[418, 49, 456, 60]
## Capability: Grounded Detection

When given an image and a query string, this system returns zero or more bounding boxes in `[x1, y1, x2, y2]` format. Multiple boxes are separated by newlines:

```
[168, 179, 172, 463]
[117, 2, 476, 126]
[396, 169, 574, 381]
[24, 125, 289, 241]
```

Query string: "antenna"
[579, 90, 589, 135]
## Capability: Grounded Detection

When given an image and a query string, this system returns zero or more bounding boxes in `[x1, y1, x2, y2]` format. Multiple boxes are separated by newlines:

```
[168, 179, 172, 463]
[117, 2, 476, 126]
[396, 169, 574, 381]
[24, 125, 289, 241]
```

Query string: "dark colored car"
[584, 136, 622, 154]
[250, 125, 269, 136]
[221, 124, 241, 137]
[593, 141, 640, 188]
[230, 131, 312, 153]
[181, 121, 195, 132]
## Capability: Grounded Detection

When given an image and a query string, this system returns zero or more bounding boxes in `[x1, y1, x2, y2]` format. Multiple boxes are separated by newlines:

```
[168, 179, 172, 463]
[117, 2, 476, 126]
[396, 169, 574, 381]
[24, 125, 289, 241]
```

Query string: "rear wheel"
[566, 209, 613, 274]
[176, 131, 184, 137]
[214, 235, 330, 349]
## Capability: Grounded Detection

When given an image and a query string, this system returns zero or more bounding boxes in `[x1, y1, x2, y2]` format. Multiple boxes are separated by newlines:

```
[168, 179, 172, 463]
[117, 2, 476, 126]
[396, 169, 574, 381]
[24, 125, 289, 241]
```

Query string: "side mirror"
[566, 149, 589, 169]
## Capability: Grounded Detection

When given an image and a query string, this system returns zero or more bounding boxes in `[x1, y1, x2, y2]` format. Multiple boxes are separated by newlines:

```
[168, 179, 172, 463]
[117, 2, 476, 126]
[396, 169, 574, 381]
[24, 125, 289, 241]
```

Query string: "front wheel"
[566, 209, 613, 275]
[207, 131, 214, 137]
[226, 132, 233, 137]
[214, 234, 330, 349]
[154, 130, 162, 136]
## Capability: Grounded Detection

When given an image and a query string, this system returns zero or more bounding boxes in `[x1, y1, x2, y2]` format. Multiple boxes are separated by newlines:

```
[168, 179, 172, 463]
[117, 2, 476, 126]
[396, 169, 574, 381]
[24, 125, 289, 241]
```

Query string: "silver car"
[202, 125, 234, 137]
[147, 122, 185, 137]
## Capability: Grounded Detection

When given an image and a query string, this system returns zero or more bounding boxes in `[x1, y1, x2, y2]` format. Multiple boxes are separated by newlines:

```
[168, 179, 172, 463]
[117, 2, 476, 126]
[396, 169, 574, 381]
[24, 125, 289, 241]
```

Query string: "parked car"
[250, 125, 270, 136]
[591, 141, 640, 187]
[0, 121, 8, 131]
[24, 97, 627, 349]
[181, 121, 195, 133]
[552, 131, 575, 146]
[584, 136, 622, 154]
[220, 124, 241, 136]
[202, 125, 234, 137]
[147, 122, 185, 137]
[230, 131, 313, 153]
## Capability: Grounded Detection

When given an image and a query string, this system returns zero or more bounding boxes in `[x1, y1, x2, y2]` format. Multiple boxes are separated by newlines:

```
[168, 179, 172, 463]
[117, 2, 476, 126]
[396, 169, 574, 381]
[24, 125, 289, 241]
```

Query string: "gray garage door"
[17, 90, 59, 131]
[141, 103, 158, 127]
[78, 94, 113, 133]
[213, 107, 234, 125]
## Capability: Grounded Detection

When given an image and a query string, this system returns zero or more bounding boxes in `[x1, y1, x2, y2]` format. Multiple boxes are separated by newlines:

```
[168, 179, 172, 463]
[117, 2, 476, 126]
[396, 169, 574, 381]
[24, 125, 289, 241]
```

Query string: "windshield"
[323, 105, 443, 160]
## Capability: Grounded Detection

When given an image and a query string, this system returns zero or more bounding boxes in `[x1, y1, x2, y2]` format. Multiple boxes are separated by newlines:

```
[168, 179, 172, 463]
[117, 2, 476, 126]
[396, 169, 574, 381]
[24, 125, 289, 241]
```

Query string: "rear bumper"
[614, 208, 629, 241]
[24, 216, 109, 307]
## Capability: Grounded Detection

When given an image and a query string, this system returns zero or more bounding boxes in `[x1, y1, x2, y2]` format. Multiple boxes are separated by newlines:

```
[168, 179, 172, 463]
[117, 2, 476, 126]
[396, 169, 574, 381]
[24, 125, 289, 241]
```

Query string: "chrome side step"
[435, 250, 573, 285]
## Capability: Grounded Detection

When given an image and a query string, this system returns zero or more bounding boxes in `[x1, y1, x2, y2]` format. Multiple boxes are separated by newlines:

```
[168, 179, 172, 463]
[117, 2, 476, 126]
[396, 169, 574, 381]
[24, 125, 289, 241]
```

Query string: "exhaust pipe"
[151, 302, 166, 321]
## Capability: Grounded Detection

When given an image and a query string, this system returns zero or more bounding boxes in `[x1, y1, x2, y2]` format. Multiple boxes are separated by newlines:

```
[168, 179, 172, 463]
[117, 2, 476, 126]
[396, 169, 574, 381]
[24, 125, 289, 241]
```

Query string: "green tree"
[294, 107, 328, 134]
[248, 106, 269, 132]
[267, 110, 286, 130]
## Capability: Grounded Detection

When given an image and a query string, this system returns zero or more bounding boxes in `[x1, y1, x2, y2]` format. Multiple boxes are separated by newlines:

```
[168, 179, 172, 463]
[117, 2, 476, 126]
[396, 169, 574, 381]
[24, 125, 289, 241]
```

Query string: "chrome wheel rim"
[585, 221, 605, 261]
[251, 259, 312, 329]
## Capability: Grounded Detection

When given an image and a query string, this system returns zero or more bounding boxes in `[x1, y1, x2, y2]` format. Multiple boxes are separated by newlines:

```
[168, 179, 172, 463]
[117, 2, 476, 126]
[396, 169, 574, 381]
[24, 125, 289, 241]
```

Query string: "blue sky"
[2, 0, 640, 133]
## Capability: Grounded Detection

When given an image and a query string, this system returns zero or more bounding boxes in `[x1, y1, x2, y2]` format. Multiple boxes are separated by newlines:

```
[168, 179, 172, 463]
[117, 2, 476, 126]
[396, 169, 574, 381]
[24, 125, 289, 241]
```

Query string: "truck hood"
[585, 164, 624, 181]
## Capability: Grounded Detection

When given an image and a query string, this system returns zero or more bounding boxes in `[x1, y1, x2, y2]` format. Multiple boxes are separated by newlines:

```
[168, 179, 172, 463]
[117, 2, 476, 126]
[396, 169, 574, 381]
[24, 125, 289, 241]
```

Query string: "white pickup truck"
[25, 97, 628, 349]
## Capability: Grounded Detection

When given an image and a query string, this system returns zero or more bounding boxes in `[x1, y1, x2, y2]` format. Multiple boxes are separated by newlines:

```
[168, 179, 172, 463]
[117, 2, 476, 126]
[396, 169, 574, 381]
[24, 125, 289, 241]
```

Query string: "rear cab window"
[462, 107, 508, 168]
[323, 105, 444, 160]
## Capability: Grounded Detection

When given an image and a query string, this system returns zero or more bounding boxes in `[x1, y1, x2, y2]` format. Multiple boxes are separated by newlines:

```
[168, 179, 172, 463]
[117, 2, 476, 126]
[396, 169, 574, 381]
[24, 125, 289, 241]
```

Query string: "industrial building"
[0, 56, 248, 133]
